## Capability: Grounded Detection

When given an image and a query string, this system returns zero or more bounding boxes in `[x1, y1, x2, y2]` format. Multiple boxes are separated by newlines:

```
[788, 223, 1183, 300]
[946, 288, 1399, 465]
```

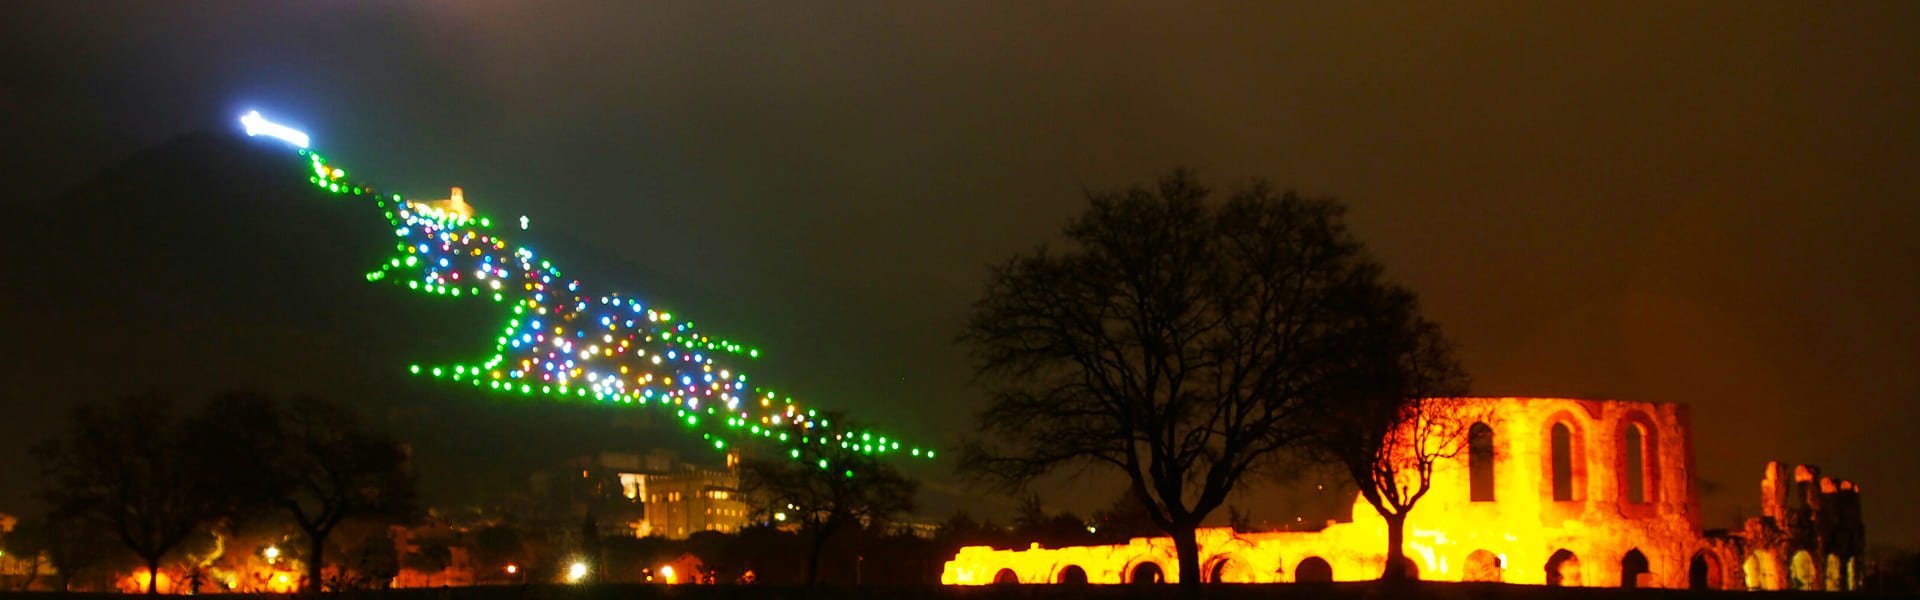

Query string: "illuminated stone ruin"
[1721, 462, 1865, 591]
[940, 397, 1865, 590]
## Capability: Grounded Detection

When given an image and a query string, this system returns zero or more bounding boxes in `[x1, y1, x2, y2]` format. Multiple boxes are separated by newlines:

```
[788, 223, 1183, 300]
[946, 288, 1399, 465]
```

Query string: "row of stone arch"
[1546, 547, 1737, 589]
[988, 555, 1342, 585]
[991, 547, 1745, 587]
[1744, 549, 1862, 591]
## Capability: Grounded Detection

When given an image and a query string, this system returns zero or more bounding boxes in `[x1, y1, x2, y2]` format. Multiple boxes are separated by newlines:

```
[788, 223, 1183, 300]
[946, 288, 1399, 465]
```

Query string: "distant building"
[531, 449, 747, 539]
[414, 187, 473, 221]
[884, 520, 941, 540]
[628, 451, 749, 538]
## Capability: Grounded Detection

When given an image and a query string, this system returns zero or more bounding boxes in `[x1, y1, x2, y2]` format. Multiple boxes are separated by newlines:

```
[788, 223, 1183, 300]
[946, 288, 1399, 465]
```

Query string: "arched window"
[1790, 551, 1816, 590]
[1295, 557, 1333, 583]
[1056, 565, 1088, 584]
[1745, 551, 1783, 590]
[1690, 550, 1724, 590]
[1550, 423, 1575, 501]
[1826, 554, 1842, 591]
[1469, 422, 1496, 502]
[1464, 549, 1503, 582]
[1198, 553, 1259, 584]
[1622, 549, 1650, 588]
[1546, 549, 1581, 587]
[1207, 556, 1252, 583]
[992, 568, 1019, 584]
[1129, 562, 1164, 584]
[1624, 424, 1647, 503]
[1390, 556, 1420, 581]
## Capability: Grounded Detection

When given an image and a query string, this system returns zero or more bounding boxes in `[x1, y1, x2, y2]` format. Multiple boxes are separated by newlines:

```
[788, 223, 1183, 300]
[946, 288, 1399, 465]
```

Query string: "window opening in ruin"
[1056, 565, 1088, 584]
[1550, 422, 1575, 501]
[1546, 549, 1581, 587]
[1469, 422, 1495, 502]
[1295, 557, 1332, 583]
[992, 569, 1019, 584]
[1391, 556, 1420, 580]
[1790, 551, 1816, 590]
[1622, 548, 1650, 588]
[1207, 556, 1252, 583]
[1825, 554, 1842, 591]
[1129, 562, 1164, 584]
[1464, 549, 1503, 582]
[1625, 423, 1647, 503]
[1690, 551, 1723, 590]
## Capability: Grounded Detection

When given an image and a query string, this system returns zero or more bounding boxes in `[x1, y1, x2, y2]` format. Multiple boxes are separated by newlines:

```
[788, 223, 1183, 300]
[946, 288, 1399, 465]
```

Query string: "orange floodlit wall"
[941, 397, 1864, 591]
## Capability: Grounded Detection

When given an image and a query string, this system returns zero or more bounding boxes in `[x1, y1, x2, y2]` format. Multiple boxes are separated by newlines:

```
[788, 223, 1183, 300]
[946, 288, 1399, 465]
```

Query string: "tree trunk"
[305, 527, 328, 593]
[20, 555, 41, 591]
[804, 529, 830, 586]
[1382, 511, 1408, 583]
[1172, 525, 1201, 587]
[145, 555, 160, 594]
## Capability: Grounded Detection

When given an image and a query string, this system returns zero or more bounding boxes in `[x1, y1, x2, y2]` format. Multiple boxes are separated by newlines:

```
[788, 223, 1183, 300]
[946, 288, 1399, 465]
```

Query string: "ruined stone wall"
[940, 397, 1858, 591]
[1730, 461, 1865, 591]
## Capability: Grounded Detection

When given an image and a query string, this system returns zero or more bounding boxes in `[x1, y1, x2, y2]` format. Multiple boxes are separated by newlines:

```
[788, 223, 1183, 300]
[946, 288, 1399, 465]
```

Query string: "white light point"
[238, 111, 310, 148]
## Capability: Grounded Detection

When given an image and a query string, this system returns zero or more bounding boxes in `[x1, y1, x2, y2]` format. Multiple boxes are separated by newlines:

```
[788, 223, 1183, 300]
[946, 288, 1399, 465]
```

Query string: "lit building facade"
[535, 449, 748, 539]
[630, 454, 750, 538]
[941, 397, 1864, 590]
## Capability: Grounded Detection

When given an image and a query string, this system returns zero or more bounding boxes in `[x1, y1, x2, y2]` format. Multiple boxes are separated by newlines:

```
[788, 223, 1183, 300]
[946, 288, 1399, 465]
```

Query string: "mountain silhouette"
[0, 131, 725, 512]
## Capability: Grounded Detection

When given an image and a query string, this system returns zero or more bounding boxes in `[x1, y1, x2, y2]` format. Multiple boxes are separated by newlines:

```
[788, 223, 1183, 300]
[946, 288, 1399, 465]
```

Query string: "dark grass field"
[3, 583, 1914, 600]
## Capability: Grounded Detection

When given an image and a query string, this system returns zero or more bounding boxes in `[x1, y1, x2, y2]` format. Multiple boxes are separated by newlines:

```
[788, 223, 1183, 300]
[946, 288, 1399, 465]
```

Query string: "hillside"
[0, 131, 714, 511]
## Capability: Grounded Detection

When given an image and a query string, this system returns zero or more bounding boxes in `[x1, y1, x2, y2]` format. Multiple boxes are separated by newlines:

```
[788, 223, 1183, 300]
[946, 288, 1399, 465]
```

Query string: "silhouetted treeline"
[24, 392, 417, 594]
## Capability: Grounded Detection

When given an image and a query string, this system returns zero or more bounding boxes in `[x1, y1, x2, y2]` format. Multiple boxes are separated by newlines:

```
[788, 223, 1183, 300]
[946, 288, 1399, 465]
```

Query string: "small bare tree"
[1309, 288, 1469, 582]
[740, 413, 917, 585]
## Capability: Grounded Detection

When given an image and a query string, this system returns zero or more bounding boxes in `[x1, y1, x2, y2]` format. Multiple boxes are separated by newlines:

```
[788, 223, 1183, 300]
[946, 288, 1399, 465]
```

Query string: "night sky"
[4, 2, 1917, 548]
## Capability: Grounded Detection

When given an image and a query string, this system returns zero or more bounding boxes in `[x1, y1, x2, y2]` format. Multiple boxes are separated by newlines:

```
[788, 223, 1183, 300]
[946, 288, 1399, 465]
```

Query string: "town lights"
[659, 565, 677, 584]
[263, 545, 280, 564]
[504, 564, 518, 575]
[565, 561, 589, 584]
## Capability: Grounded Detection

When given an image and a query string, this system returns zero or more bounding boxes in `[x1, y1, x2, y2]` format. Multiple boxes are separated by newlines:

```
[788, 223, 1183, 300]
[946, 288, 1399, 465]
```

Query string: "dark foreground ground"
[3, 583, 1915, 600]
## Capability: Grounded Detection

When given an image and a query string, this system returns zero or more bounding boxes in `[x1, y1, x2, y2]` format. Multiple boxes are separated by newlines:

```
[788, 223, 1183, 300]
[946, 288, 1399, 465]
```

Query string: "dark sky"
[4, 2, 1917, 547]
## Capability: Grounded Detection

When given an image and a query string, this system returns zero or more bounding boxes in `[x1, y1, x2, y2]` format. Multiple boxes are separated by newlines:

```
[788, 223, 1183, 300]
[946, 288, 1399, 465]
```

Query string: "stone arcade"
[941, 397, 1863, 590]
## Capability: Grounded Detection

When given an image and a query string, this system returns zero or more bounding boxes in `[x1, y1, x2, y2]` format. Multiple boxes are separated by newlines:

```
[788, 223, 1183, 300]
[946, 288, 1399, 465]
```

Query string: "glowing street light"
[264, 545, 281, 564]
[565, 561, 589, 584]
[238, 111, 310, 148]
[504, 564, 518, 575]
